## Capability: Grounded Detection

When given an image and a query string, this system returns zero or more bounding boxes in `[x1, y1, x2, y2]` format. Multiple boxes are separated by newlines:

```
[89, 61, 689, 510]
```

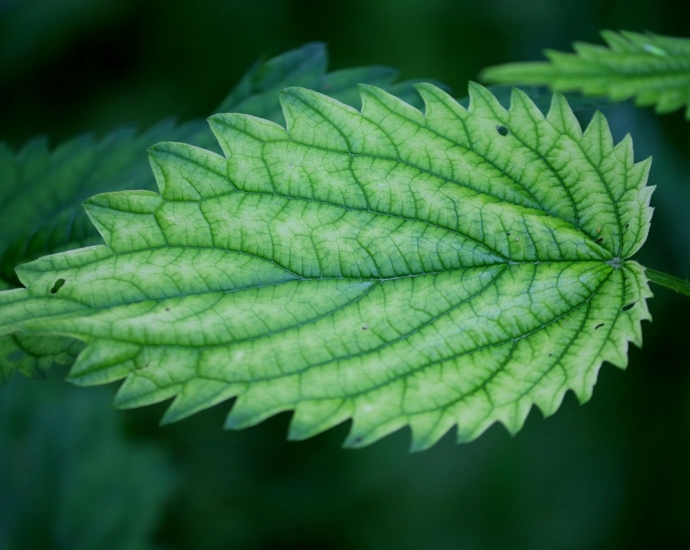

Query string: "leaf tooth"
[67, 340, 141, 386]
[162, 379, 245, 424]
[343, 416, 407, 449]
[358, 83, 425, 125]
[546, 93, 583, 140]
[600, 30, 637, 53]
[115, 373, 183, 409]
[225, 383, 295, 430]
[629, 156, 652, 191]
[208, 112, 286, 158]
[413, 83, 469, 142]
[612, 133, 634, 171]
[414, 83, 466, 119]
[455, 415, 494, 444]
[467, 81, 509, 120]
[533, 386, 567, 418]
[148, 142, 229, 201]
[83, 191, 166, 253]
[582, 110, 614, 167]
[654, 91, 687, 114]
[572, 41, 609, 60]
[570, 376, 596, 405]
[278, 86, 358, 150]
[288, 398, 353, 441]
[497, 398, 532, 437]
[114, 347, 203, 409]
[508, 87, 546, 122]
[408, 411, 455, 452]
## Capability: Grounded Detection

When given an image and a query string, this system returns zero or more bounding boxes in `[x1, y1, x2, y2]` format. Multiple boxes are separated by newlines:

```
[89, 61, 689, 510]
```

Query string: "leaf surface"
[481, 31, 690, 118]
[0, 84, 653, 449]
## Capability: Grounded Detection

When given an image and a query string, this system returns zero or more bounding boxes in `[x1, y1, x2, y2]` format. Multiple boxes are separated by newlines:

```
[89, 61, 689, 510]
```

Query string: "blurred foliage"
[1, 0, 689, 549]
[0, 370, 175, 550]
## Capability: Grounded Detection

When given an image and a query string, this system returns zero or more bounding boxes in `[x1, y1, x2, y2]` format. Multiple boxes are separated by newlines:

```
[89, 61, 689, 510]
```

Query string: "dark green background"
[1, 1, 689, 549]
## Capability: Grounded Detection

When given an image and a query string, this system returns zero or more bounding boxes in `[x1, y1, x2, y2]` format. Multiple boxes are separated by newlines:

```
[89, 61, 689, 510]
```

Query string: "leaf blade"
[0, 85, 653, 450]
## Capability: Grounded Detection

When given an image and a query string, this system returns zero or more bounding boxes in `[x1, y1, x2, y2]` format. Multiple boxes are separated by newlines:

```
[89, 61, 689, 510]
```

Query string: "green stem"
[645, 268, 690, 298]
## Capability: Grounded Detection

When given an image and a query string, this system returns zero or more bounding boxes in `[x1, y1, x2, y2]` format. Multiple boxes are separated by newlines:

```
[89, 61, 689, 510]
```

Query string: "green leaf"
[481, 30, 690, 118]
[0, 43, 429, 288]
[0, 83, 653, 450]
[1, 373, 175, 549]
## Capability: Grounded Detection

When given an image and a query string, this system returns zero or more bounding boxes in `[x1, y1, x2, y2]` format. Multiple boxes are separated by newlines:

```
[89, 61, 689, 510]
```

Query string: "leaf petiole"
[645, 268, 690, 298]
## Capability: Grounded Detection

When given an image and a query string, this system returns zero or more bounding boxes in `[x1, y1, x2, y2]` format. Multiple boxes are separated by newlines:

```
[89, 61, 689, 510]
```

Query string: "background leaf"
[481, 31, 690, 119]
[0, 370, 175, 550]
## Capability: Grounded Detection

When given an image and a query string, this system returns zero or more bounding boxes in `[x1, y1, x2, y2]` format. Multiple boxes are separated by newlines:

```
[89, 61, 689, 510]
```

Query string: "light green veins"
[0, 83, 654, 450]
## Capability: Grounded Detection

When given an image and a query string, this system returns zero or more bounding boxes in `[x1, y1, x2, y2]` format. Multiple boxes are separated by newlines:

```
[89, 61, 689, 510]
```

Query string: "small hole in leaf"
[50, 279, 66, 294]
[7, 350, 24, 363]
[496, 125, 509, 136]
[622, 302, 636, 312]
[595, 323, 605, 330]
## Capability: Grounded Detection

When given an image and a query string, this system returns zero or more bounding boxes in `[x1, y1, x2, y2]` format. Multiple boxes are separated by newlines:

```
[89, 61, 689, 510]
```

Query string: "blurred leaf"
[481, 31, 690, 118]
[0, 84, 653, 450]
[0, 371, 175, 550]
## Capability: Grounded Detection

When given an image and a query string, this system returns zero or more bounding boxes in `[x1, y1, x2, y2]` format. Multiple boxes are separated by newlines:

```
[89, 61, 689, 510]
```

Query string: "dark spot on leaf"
[625, 223, 630, 229]
[352, 437, 362, 445]
[506, 232, 511, 236]
[595, 323, 604, 330]
[362, 325, 369, 331]
[50, 279, 66, 294]
[595, 238, 604, 244]
[548, 353, 553, 357]
[496, 125, 509, 136]
[165, 307, 171, 312]
[136, 362, 150, 371]
[622, 302, 636, 312]
[7, 350, 24, 363]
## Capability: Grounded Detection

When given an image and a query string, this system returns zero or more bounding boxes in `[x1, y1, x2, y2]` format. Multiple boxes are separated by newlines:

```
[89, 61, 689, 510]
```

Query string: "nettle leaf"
[0, 43, 427, 288]
[482, 30, 690, 119]
[0, 83, 653, 450]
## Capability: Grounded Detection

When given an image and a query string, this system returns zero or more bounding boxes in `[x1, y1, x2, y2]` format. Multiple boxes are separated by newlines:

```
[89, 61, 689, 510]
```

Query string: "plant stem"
[645, 268, 690, 298]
